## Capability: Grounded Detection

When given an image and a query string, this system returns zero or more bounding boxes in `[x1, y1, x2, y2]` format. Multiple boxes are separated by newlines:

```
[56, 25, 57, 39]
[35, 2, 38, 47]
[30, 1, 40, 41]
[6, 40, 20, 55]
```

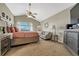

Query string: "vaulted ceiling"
[5, 3, 75, 22]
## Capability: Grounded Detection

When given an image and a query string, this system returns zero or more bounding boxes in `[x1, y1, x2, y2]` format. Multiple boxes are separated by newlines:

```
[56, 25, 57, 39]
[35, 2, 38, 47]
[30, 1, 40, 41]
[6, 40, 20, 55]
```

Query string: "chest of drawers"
[0, 34, 11, 56]
[64, 31, 79, 55]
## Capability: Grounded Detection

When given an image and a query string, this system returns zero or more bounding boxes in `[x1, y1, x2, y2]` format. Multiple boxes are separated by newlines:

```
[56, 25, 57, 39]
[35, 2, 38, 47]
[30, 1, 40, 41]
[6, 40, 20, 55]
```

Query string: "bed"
[6, 26, 39, 46]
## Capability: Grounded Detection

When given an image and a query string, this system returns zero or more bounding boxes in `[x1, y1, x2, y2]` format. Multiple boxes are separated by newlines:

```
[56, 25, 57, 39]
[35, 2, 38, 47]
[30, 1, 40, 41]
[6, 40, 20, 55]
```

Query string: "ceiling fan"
[26, 3, 37, 18]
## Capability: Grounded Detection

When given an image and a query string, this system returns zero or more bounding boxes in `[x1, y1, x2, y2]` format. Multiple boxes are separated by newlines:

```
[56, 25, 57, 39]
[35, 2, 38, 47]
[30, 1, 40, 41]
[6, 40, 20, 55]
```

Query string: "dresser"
[0, 34, 11, 56]
[64, 29, 79, 55]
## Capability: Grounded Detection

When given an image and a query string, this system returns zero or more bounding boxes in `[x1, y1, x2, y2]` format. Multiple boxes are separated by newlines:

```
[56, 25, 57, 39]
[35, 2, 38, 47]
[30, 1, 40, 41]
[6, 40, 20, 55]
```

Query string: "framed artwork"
[45, 22, 49, 28]
[9, 18, 11, 21]
[6, 15, 8, 19]
[2, 12, 5, 17]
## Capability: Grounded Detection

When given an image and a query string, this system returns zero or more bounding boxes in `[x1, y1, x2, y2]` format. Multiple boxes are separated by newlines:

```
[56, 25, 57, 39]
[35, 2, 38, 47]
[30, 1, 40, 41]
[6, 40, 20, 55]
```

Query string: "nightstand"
[0, 34, 11, 56]
[4, 33, 13, 39]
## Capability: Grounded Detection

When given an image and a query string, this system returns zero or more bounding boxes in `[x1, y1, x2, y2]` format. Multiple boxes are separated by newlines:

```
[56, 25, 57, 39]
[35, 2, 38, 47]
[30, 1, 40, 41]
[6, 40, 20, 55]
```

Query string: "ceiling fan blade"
[33, 13, 37, 15]
[26, 10, 29, 14]
[26, 10, 31, 15]
[31, 15, 36, 18]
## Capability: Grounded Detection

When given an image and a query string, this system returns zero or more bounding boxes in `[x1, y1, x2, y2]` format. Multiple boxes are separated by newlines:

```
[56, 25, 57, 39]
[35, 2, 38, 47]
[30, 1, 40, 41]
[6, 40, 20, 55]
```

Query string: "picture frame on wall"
[9, 18, 11, 21]
[2, 12, 5, 17]
[6, 15, 8, 19]
[45, 22, 49, 28]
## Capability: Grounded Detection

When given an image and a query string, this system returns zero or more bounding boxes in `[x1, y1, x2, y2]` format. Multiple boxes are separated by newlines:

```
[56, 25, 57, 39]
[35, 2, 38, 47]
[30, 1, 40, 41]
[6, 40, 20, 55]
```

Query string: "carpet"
[5, 40, 72, 56]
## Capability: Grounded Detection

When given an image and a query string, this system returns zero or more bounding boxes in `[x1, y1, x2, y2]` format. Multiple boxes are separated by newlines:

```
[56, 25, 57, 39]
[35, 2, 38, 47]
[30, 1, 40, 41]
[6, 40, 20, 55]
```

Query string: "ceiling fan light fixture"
[26, 3, 37, 19]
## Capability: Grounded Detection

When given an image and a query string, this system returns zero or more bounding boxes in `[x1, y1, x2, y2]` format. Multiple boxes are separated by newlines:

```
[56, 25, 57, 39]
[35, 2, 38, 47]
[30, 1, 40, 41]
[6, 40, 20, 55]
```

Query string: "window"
[17, 22, 32, 31]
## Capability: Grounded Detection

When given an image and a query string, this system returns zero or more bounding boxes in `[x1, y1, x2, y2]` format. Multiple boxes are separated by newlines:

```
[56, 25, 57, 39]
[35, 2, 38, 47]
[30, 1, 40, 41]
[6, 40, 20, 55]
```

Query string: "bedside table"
[4, 33, 13, 39]
[0, 34, 11, 56]
[3, 33, 13, 47]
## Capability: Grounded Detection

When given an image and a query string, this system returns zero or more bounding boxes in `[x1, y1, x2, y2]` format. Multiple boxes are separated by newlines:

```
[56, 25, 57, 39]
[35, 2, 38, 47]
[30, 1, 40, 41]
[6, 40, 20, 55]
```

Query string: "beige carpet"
[5, 40, 72, 56]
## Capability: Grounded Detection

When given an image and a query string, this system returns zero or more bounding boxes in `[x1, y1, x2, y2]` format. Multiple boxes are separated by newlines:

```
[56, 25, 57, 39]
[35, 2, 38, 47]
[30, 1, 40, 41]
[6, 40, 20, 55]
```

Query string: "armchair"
[39, 31, 52, 40]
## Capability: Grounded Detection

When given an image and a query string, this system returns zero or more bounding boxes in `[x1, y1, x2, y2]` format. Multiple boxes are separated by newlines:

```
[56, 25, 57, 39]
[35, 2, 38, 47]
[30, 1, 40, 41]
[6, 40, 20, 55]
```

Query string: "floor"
[5, 39, 72, 56]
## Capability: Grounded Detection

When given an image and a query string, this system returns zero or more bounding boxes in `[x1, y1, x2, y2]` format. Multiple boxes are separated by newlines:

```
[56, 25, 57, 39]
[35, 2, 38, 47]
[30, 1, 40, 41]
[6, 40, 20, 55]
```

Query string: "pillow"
[10, 27, 16, 33]
[14, 27, 18, 32]
[6, 26, 11, 33]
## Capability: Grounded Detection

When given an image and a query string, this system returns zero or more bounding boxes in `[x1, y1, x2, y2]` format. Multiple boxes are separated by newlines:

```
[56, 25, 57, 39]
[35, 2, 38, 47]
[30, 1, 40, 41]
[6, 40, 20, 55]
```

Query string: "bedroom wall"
[41, 8, 71, 43]
[0, 3, 14, 26]
[14, 15, 40, 31]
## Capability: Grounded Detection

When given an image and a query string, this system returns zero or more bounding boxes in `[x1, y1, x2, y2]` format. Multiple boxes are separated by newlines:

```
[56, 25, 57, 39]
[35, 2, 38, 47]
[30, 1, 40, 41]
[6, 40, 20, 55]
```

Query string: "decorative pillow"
[6, 26, 11, 33]
[10, 27, 16, 33]
[10, 27, 12, 32]
[14, 27, 18, 32]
